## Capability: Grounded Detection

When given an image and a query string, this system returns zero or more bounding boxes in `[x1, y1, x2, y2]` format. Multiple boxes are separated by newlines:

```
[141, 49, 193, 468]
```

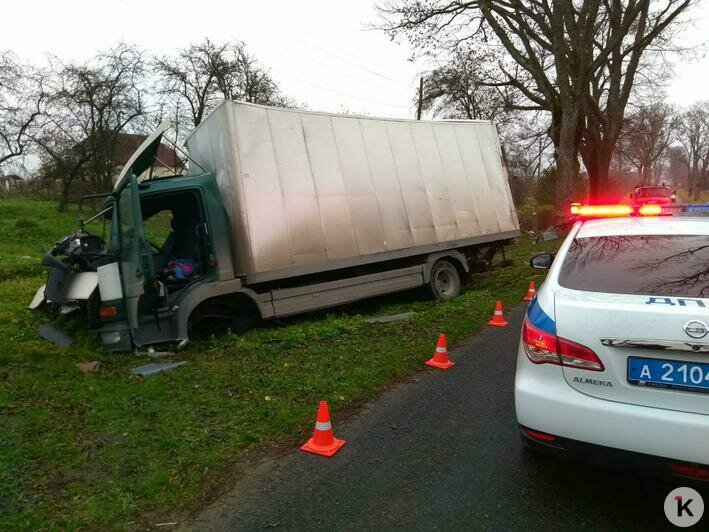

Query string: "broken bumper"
[97, 321, 132, 352]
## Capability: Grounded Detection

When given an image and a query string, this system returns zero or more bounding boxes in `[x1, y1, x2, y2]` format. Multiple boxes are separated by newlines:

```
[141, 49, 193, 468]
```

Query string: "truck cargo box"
[185, 101, 519, 283]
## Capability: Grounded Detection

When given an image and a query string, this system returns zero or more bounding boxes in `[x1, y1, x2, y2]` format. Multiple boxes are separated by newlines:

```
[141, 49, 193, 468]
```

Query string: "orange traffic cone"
[301, 401, 346, 457]
[426, 333, 455, 370]
[522, 281, 536, 302]
[488, 300, 509, 327]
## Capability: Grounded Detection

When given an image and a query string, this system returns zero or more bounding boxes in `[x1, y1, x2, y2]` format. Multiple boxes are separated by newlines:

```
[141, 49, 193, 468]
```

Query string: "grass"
[0, 197, 557, 529]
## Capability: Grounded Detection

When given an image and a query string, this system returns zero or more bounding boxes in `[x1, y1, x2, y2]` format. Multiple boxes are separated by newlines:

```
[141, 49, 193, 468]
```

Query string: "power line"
[294, 77, 412, 109]
[289, 52, 413, 96]
[292, 35, 416, 80]
[291, 36, 415, 88]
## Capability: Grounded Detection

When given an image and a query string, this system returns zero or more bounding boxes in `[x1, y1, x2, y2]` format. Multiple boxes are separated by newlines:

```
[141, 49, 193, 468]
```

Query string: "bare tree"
[616, 103, 678, 184]
[156, 39, 291, 128]
[677, 101, 709, 199]
[378, 0, 694, 204]
[34, 44, 147, 209]
[418, 46, 512, 121]
[579, 2, 689, 197]
[34, 132, 92, 211]
[215, 43, 291, 106]
[666, 144, 689, 188]
[155, 39, 227, 127]
[0, 51, 44, 170]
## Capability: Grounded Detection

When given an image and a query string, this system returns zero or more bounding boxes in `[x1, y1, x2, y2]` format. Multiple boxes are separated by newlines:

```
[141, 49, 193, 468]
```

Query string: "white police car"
[515, 205, 709, 480]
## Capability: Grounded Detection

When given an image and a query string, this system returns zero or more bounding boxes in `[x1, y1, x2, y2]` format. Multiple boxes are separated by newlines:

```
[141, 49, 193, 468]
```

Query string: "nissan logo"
[683, 320, 709, 339]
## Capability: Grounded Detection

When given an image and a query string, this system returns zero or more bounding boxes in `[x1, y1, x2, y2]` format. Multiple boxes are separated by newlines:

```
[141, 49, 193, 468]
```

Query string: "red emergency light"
[638, 204, 663, 216]
[569, 203, 663, 218]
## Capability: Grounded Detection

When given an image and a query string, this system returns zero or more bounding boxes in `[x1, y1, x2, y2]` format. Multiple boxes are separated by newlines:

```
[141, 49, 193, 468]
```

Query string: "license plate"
[628, 357, 709, 393]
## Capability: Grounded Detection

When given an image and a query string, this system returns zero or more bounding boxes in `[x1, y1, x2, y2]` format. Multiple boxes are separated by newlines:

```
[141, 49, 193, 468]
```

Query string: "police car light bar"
[569, 203, 634, 218]
[570, 202, 709, 219]
[638, 204, 663, 216]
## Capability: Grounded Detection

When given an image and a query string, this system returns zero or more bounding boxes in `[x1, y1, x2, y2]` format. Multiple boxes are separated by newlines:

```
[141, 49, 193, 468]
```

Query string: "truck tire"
[229, 312, 259, 334]
[228, 302, 260, 334]
[428, 260, 461, 300]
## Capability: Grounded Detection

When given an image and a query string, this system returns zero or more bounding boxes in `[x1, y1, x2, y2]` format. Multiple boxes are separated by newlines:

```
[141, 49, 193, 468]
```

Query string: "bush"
[534, 167, 557, 205]
[14, 218, 38, 231]
[517, 203, 554, 231]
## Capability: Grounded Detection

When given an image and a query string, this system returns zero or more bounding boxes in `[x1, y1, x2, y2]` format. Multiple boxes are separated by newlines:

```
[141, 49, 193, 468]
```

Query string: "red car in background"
[630, 184, 676, 206]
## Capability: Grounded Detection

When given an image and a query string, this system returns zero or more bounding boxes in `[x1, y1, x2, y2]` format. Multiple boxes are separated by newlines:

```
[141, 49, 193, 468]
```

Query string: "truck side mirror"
[530, 252, 554, 270]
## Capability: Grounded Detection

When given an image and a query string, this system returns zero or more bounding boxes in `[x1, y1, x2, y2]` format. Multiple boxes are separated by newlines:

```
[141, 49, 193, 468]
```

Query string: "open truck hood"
[112, 120, 172, 193]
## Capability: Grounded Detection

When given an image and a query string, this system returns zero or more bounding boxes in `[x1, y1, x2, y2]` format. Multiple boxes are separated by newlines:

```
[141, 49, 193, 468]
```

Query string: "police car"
[515, 203, 709, 480]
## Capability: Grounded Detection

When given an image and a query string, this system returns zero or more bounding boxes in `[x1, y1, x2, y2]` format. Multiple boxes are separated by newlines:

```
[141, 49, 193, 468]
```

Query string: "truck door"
[117, 175, 153, 331]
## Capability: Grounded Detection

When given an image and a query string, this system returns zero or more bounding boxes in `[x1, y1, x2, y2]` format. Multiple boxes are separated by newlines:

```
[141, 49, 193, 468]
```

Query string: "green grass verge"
[0, 197, 557, 529]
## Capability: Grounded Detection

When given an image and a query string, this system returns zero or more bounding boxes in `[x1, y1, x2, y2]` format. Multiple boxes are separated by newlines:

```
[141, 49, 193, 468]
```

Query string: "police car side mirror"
[530, 253, 554, 270]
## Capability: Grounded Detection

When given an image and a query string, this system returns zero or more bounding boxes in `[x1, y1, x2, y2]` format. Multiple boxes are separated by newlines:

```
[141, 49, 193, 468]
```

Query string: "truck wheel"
[229, 306, 259, 334]
[428, 260, 461, 300]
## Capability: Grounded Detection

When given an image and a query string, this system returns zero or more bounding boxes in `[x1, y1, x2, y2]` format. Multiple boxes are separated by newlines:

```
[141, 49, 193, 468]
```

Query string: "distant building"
[0, 174, 24, 194]
[113, 133, 181, 181]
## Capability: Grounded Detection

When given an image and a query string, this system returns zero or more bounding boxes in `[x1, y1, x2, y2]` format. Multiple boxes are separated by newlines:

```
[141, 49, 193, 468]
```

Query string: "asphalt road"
[186, 306, 704, 531]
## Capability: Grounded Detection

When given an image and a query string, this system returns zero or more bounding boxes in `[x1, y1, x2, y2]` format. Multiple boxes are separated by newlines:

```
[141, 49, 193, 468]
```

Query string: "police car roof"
[576, 216, 709, 238]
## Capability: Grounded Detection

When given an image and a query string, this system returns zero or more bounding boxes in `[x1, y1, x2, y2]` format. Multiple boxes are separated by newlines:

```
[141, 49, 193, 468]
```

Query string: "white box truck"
[31, 101, 520, 351]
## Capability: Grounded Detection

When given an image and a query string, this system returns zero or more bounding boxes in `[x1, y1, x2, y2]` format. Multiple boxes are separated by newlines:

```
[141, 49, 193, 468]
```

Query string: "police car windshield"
[558, 235, 709, 298]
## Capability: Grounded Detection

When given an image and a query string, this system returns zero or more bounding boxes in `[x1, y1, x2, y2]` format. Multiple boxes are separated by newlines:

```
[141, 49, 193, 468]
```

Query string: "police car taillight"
[522, 318, 604, 371]
[671, 463, 709, 480]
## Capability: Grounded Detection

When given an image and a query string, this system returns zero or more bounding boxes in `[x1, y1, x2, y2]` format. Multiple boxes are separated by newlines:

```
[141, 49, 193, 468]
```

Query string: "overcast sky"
[1, 0, 708, 120]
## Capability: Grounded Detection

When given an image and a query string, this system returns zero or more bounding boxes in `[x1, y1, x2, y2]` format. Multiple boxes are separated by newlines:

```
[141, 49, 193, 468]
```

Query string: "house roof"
[114, 133, 179, 169]
[0, 174, 24, 181]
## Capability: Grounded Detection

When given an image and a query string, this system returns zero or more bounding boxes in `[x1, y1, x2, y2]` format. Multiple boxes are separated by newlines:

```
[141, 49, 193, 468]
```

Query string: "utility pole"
[416, 77, 424, 120]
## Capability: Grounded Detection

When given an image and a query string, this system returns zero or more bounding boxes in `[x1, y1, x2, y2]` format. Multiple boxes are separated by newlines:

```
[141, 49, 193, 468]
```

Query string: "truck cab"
[31, 123, 234, 352]
[98, 173, 224, 351]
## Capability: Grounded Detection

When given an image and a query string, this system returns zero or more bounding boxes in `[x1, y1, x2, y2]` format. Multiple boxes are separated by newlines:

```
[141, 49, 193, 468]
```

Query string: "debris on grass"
[135, 346, 177, 358]
[364, 311, 416, 324]
[37, 324, 73, 347]
[76, 361, 101, 374]
[538, 226, 559, 242]
[130, 361, 187, 377]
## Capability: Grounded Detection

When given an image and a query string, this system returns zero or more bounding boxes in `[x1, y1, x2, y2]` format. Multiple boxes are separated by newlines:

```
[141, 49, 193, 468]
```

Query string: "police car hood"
[555, 289, 709, 415]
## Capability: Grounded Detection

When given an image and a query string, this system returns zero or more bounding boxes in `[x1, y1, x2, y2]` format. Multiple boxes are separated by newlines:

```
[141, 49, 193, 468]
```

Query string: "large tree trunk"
[553, 107, 582, 211]
[688, 160, 700, 200]
[555, 140, 580, 207]
[584, 147, 613, 202]
[581, 110, 620, 203]
[58, 179, 71, 212]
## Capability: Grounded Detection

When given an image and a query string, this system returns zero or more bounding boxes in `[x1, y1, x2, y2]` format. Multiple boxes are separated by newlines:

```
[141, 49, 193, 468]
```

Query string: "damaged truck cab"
[97, 171, 229, 351]
[31, 123, 240, 351]
[32, 102, 520, 352]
